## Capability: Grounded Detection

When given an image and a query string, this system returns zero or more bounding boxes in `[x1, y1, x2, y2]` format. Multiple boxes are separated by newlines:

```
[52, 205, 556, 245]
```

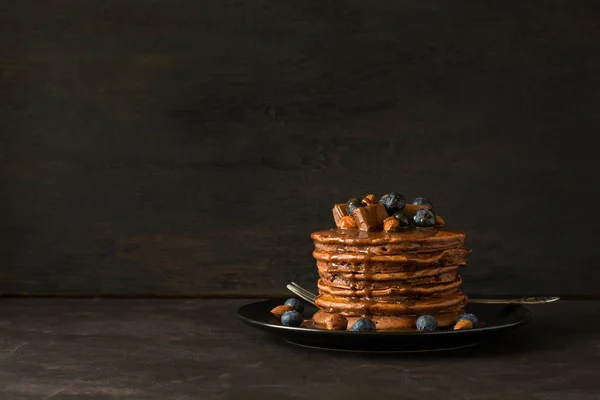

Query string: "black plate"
[237, 299, 532, 353]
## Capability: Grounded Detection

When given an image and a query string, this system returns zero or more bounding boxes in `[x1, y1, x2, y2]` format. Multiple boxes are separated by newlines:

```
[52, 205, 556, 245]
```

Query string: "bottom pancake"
[312, 309, 464, 330]
[315, 291, 467, 315]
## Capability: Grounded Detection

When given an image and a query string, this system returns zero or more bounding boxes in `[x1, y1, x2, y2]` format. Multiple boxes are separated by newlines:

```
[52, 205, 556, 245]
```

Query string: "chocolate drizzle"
[311, 226, 471, 329]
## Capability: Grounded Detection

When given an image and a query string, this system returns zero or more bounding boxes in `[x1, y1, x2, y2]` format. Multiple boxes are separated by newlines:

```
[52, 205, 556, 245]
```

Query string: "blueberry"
[351, 318, 377, 332]
[379, 192, 405, 214]
[346, 198, 363, 215]
[416, 315, 438, 332]
[412, 197, 433, 208]
[392, 211, 411, 226]
[284, 298, 304, 313]
[456, 313, 479, 328]
[413, 208, 436, 227]
[281, 310, 303, 327]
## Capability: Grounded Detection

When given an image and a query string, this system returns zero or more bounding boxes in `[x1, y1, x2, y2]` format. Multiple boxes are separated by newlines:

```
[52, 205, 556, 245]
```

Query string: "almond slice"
[403, 203, 433, 216]
[453, 319, 473, 330]
[339, 215, 358, 229]
[383, 216, 400, 232]
[270, 305, 293, 317]
[435, 215, 445, 226]
[361, 194, 377, 205]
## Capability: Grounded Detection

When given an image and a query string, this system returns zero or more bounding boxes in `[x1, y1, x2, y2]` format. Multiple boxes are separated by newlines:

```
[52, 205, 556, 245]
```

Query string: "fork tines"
[287, 282, 317, 303]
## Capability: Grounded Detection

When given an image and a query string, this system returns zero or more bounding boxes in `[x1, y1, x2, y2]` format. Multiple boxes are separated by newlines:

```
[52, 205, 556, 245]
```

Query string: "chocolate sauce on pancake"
[311, 225, 471, 330]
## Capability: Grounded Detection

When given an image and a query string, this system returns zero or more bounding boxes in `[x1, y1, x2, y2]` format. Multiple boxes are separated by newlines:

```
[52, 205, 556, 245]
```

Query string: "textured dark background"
[1, 0, 599, 297]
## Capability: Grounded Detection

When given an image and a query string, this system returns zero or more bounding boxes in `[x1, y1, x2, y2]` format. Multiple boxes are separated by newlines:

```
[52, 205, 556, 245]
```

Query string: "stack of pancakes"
[311, 228, 470, 330]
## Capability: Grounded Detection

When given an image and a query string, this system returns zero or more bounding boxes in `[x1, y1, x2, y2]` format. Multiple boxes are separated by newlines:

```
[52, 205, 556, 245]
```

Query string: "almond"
[435, 215, 445, 226]
[270, 305, 293, 317]
[453, 319, 473, 330]
[324, 313, 348, 331]
[339, 215, 358, 229]
[403, 203, 433, 216]
[383, 216, 400, 232]
[361, 194, 377, 205]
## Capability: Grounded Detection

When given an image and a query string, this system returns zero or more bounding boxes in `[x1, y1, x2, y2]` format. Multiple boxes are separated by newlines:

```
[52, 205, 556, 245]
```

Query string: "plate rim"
[284, 339, 482, 353]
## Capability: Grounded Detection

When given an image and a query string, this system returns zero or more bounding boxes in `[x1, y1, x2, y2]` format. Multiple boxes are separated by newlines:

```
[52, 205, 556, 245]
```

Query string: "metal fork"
[287, 282, 318, 304]
[286, 281, 559, 305]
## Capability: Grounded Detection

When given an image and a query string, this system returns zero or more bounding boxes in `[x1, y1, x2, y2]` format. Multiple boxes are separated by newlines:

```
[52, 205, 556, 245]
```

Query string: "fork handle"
[468, 296, 559, 305]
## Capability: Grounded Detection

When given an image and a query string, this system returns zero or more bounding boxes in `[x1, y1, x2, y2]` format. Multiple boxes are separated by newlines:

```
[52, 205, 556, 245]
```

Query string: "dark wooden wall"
[1, 0, 599, 296]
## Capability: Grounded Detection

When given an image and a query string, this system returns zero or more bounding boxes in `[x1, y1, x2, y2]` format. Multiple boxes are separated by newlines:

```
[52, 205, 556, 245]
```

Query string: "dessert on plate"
[310, 193, 471, 331]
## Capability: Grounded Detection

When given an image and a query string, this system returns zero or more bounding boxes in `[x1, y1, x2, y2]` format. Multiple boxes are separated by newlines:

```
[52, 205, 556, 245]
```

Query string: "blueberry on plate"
[416, 315, 438, 332]
[413, 208, 436, 227]
[346, 197, 363, 215]
[281, 310, 303, 327]
[392, 211, 411, 226]
[284, 298, 304, 313]
[412, 197, 433, 208]
[351, 318, 377, 332]
[456, 313, 479, 328]
[379, 192, 406, 214]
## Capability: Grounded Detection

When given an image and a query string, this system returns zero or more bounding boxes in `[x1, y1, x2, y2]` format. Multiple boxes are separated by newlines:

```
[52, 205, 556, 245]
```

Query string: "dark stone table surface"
[0, 299, 598, 399]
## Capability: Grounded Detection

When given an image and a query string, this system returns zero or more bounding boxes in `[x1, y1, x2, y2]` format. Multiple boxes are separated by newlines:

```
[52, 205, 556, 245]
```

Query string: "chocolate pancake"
[317, 275, 463, 296]
[311, 227, 471, 330]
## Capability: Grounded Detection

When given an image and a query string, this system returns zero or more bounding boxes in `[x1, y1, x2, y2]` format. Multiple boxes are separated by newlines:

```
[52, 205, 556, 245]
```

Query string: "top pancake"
[311, 227, 467, 254]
